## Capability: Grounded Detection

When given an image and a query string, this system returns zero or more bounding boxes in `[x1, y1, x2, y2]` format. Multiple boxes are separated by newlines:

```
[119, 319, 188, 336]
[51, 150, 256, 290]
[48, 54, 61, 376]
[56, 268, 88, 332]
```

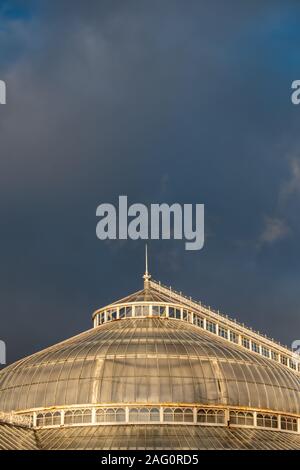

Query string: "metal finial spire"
[143, 243, 151, 285]
[145, 243, 148, 276]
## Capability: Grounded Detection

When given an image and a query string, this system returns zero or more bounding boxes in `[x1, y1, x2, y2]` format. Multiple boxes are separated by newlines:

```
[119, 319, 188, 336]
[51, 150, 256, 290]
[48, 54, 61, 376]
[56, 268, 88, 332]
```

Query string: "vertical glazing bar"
[92, 408, 96, 424]
[61, 410, 64, 426]
[193, 408, 197, 424]
[225, 408, 230, 426]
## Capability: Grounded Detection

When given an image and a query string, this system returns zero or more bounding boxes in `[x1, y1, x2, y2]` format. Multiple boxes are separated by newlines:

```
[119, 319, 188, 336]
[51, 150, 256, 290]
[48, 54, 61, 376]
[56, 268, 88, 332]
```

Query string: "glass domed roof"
[0, 316, 298, 414]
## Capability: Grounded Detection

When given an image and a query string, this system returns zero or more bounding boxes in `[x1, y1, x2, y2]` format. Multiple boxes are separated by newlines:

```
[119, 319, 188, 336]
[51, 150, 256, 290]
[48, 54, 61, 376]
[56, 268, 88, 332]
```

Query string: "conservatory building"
[0, 267, 300, 450]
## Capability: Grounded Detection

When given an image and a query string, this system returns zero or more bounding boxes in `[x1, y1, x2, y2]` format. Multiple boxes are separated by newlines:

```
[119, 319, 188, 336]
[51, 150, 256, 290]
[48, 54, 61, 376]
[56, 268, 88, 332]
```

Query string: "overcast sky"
[1, 0, 300, 363]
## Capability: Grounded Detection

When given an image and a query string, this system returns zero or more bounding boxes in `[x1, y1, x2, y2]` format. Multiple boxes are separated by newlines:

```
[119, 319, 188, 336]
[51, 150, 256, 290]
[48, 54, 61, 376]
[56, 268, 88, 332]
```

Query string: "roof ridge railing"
[149, 279, 292, 354]
[0, 411, 32, 428]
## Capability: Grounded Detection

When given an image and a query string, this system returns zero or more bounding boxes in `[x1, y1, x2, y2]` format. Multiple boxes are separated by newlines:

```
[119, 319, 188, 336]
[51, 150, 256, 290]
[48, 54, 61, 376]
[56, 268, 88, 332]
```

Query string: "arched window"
[174, 408, 184, 422]
[150, 408, 160, 422]
[163, 408, 173, 422]
[245, 412, 253, 426]
[36, 413, 44, 427]
[256, 413, 264, 427]
[257, 413, 277, 428]
[207, 410, 216, 423]
[96, 409, 105, 423]
[139, 408, 150, 422]
[281, 416, 298, 432]
[52, 411, 61, 426]
[36, 412, 61, 427]
[128, 408, 159, 423]
[197, 409, 225, 424]
[216, 410, 225, 424]
[230, 411, 253, 426]
[265, 415, 272, 428]
[237, 412, 246, 426]
[197, 409, 207, 423]
[82, 409, 92, 423]
[183, 408, 194, 423]
[64, 410, 73, 425]
[270, 415, 278, 428]
[105, 408, 117, 422]
[73, 409, 84, 424]
[129, 408, 139, 422]
[44, 412, 53, 426]
[116, 408, 126, 422]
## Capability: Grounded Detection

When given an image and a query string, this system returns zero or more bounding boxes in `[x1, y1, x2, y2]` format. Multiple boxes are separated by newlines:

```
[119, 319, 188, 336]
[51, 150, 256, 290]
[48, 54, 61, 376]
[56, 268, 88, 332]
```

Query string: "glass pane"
[126, 306, 132, 317]
[159, 306, 167, 317]
[150, 408, 160, 422]
[169, 307, 175, 318]
[119, 307, 125, 318]
[152, 305, 159, 316]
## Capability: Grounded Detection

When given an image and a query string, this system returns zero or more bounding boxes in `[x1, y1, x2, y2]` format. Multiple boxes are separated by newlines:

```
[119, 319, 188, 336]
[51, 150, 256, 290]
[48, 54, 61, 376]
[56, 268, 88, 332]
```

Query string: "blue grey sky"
[1, 0, 300, 363]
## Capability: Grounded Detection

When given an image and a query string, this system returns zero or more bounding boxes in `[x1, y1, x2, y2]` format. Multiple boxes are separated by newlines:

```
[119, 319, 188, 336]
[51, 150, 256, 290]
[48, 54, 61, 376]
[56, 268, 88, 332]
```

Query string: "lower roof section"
[1, 423, 300, 450]
[0, 423, 38, 450]
[34, 425, 300, 450]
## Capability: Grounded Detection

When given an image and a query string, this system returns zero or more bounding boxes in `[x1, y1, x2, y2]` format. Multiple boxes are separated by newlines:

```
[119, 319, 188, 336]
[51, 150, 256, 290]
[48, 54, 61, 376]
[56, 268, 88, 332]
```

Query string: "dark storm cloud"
[1, 0, 300, 363]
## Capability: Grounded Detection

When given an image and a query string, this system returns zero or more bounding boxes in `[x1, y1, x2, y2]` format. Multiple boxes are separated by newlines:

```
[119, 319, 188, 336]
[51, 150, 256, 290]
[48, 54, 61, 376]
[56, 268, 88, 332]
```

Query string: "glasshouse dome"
[0, 268, 299, 450]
